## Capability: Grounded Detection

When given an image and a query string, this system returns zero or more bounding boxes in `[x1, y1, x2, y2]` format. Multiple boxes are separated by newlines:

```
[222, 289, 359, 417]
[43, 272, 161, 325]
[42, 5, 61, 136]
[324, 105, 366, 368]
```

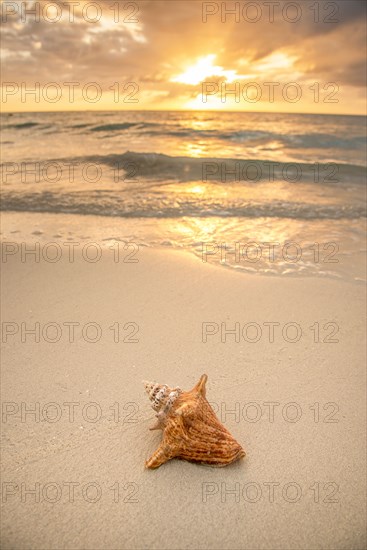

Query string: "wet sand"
[1, 217, 366, 549]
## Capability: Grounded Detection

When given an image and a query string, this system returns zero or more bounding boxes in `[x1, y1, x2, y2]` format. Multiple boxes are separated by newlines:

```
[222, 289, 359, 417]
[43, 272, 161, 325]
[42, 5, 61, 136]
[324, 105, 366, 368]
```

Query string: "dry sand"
[1, 220, 366, 549]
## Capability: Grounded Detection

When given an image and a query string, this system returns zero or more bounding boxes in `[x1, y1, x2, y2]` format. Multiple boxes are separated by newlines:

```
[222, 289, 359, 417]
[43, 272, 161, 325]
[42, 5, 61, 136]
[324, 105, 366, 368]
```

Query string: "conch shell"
[143, 374, 245, 469]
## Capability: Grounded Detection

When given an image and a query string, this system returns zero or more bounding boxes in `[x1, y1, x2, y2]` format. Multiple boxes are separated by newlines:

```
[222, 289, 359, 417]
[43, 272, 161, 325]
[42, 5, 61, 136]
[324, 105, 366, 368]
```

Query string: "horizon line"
[0, 108, 365, 117]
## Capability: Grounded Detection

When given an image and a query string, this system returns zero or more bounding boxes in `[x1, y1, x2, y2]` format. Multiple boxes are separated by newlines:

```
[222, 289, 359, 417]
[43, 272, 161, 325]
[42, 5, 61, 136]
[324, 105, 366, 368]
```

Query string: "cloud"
[1, 0, 365, 111]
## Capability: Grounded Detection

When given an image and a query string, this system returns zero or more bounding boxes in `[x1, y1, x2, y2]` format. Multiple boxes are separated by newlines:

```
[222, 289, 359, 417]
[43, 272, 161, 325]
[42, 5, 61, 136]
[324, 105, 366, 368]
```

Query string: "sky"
[1, 0, 366, 114]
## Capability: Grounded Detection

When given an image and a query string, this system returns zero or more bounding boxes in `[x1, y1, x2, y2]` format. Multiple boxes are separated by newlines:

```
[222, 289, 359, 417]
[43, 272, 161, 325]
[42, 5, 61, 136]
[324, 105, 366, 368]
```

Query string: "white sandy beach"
[1, 212, 366, 549]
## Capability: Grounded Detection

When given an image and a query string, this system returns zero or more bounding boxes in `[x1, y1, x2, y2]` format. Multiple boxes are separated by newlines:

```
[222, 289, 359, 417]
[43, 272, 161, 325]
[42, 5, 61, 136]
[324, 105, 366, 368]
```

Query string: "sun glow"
[171, 54, 238, 86]
[190, 185, 205, 194]
[254, 52, 297, 72]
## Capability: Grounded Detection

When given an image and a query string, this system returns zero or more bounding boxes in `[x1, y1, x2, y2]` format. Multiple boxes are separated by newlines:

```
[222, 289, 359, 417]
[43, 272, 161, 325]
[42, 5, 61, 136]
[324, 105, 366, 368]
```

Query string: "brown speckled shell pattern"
[143, 374, 246, 469]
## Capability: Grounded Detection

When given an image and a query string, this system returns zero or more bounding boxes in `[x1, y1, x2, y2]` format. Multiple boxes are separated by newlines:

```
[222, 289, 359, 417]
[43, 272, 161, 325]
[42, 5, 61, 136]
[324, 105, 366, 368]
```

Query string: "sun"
[170, 54, 238, 86]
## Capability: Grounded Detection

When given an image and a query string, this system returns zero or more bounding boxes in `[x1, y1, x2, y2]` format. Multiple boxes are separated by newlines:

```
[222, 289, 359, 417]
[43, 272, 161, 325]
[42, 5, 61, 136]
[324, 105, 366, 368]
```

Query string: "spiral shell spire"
[143, 381, 182, 414]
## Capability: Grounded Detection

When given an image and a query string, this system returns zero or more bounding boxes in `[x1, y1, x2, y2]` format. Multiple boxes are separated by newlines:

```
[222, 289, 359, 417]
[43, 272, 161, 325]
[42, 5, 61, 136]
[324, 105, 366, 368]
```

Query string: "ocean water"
[1, 110, 366, 281]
